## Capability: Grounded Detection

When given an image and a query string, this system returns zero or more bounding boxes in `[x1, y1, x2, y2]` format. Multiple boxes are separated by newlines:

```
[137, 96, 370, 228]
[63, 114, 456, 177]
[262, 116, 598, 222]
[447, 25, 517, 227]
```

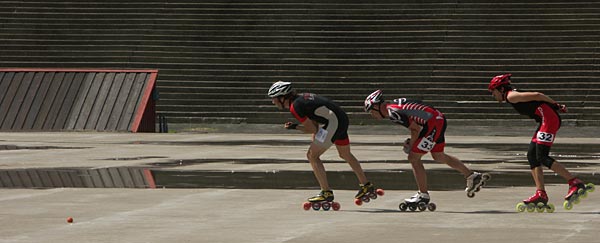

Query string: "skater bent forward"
[268, 81, 378, 206]
[363, 90, 490, 209]
[488, 74, 593, 211]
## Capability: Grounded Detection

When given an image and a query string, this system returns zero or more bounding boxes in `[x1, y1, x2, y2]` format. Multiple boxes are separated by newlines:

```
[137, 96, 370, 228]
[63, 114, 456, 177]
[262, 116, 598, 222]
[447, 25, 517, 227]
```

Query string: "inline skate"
[516, 189, 555, 213]
[302, 190, 340, 211]
[563, 178, 595, 210]
[465, 172, 492, 198]
[399, 192, 436, 212]
[354, 182, 385, 206]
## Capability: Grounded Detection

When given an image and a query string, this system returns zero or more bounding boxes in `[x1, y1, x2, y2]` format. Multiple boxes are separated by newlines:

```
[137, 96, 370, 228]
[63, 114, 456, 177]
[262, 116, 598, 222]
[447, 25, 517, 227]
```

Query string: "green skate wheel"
[586, 183, 595, 192]
[526, 203, 536, 213]
[536, 202, 545, 213]
[516, 202, 526, 212]
[580, 190, 588, 199]
[563, 201, 573, 210]
[546, 203, 555, 213]
[573, 196, 581, 204]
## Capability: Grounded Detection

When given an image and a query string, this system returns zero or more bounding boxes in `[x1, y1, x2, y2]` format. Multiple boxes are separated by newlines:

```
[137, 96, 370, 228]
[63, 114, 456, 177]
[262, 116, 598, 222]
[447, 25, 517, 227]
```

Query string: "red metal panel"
[132, 71, 158, 132]
[0, 69, 158, 132]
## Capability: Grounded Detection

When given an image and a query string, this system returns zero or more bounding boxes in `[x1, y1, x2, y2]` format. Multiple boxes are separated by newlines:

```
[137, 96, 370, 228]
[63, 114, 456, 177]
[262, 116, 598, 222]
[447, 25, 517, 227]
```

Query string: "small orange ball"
[67, 217, 73, 223]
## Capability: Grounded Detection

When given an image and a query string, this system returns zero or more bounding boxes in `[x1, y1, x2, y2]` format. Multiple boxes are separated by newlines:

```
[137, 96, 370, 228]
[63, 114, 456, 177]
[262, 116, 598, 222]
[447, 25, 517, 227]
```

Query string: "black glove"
[285, 122, 298, 130]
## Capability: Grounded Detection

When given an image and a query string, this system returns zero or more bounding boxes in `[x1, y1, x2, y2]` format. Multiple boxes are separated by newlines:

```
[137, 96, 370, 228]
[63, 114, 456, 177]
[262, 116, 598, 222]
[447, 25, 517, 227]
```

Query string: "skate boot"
[354, 182, 385, 206]
[303, 190, 340, 211]
[398, 192, 436, 212]
[465, 171, 492, 198]
[563, 178, 595, 210]
[516, 189, 555, 213]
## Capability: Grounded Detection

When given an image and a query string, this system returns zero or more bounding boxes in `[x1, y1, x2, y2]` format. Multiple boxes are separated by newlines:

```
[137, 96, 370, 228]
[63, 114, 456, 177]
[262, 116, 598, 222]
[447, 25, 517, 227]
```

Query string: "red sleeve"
[290, 103, 307, 123]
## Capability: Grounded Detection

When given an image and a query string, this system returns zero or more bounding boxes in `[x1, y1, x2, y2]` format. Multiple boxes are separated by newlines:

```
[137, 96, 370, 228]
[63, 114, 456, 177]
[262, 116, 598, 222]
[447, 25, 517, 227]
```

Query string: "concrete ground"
[0, 125, 599, 242]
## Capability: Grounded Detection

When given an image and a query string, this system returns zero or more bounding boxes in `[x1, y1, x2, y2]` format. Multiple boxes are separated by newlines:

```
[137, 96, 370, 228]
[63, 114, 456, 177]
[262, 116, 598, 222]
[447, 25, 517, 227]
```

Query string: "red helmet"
[488, 74, 512, 91]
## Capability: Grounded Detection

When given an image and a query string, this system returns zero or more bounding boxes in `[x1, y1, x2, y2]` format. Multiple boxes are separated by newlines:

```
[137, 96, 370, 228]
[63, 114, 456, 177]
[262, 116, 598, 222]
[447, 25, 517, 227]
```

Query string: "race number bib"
[537, 132, 555, 143]
[417, 137, 435, 152]
[315, 128, 328, 143]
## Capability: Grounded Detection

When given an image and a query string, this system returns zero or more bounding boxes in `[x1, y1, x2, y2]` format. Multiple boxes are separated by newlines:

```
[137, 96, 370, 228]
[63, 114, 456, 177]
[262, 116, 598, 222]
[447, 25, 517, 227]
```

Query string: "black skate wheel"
[369, 192, 378, 200]
[361, 195, 370, 203]
[322, 202, 331, 211]
[311, 202, 321, 211]
[399, 202, 408, 212]
[467, 191, 475, 198]
[409, 205, 417, 211]
[417, 202, 427, 211]
[427, 203, 436, 212]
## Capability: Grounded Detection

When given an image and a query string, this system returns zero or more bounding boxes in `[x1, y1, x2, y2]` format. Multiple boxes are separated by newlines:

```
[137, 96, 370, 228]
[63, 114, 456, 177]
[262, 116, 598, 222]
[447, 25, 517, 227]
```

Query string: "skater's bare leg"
[307, 143, 330, 190]
[549, 161, 575, 180]
[408, 152, 428, 193]
[431, 152, 472, 177]
[336, 144, 368, 184]
[531, 167, 545, 191]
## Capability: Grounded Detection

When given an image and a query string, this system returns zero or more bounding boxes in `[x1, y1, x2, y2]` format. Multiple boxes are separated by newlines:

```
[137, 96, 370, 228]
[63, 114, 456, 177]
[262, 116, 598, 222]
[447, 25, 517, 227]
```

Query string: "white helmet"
[268, 81, 293, 98]
[364, 90, 384, 111]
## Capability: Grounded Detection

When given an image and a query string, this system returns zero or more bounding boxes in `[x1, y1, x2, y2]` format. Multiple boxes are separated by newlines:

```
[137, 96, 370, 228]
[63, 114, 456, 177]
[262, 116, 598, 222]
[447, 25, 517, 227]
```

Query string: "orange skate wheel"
[376, 189, 385, 196]
[303, 202, 311, 210]
[332, 202, 341, 211]
[354, 198, 363, 206]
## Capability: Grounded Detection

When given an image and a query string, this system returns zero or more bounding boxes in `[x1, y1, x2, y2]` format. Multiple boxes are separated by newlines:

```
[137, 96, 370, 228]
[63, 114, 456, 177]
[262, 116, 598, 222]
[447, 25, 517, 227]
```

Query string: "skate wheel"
[475, 186, 481, 192]
[409, 205, 417, 211]
[580, 190, 588, 199]
[573, 196, 581, 204]
[536, 202, 545, 213]
[428, 202, 436, 212]
[332, 202, 341, 211]
[563, 201, 573, 210]
[482, 173, 492, 181]
[322, 202, 331, 211]
[417, 202, 427, 211]
[546, 203, 555, 213]
[467, 191, 475, 198]
[526, 203, 536, 213]
[312, 202, 321, 211]
[354, 198, 363, 206]
[376, 189, 385, 196]
[303, 202, 311, 211]
[361, 195, 370, 203]
[586, 183, 595, 192]
[516, 202, 526, 213]
[399, 202, 408, 212]
[368, 192, 378, 200]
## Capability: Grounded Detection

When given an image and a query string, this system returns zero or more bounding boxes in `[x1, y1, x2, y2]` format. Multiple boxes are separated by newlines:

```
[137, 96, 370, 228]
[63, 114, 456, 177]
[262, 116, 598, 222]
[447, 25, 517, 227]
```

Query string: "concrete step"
[156, 92, 600, 102]
[1, 0, 598, 127]
[156, 80, 600, 89]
